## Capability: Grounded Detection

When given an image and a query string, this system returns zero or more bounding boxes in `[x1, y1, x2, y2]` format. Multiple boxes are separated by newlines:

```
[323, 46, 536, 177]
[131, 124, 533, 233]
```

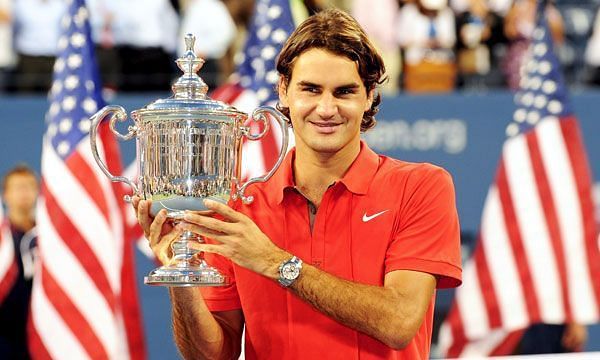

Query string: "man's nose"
[316, 93, 337, 118]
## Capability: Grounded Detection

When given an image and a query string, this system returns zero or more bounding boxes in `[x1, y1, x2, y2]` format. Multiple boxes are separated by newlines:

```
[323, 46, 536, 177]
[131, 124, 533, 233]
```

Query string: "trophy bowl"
[89, 34, 289, 287]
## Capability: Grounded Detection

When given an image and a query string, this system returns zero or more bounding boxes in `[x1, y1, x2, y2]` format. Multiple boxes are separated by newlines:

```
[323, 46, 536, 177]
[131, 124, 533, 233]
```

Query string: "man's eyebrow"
[296, 81, 321, 88]
[295, 81, 361, 89]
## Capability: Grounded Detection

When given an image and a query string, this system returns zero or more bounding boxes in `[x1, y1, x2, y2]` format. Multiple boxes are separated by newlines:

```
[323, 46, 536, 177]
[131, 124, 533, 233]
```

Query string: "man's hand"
[131, 196, 181, 265]
[181, 199, 289, 278]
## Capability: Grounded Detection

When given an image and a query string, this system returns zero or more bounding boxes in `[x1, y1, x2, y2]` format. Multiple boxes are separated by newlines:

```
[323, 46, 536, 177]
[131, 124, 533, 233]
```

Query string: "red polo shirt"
[200, 141, 462, 359]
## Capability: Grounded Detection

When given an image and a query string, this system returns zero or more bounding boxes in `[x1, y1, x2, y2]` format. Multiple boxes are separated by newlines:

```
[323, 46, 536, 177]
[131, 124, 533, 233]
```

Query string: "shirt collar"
[271, 140, 380, 204]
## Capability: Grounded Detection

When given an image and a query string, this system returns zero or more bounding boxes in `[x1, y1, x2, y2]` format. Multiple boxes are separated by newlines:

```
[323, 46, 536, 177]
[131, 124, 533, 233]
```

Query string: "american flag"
[438, 3, 600, 357]
[211, 0, 297, 179]
[28, 0, 145, 358]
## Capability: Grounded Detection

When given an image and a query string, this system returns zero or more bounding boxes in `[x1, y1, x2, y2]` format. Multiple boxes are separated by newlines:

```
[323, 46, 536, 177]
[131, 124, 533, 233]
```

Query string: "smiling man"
[135, 8, 462, 360]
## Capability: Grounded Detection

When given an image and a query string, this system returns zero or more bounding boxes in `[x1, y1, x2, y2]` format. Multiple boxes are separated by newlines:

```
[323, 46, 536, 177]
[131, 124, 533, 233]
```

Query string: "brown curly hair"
[276, 8, 387, 132]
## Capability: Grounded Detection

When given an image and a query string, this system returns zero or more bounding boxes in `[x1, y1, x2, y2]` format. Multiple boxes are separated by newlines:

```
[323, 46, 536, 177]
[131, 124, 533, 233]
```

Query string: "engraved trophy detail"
[89, 34, 289, 287]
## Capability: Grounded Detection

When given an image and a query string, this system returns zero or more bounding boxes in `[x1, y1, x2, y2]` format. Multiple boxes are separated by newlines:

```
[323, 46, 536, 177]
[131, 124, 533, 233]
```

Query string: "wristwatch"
[278, 256, 303, 287]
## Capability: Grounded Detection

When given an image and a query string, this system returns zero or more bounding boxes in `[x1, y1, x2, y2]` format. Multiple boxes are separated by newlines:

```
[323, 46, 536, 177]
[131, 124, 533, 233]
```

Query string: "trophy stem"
[144, 227, 229, 287]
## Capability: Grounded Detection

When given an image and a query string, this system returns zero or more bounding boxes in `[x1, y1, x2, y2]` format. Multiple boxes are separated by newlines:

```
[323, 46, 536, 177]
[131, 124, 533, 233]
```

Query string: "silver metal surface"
[88, 33, 289, 286]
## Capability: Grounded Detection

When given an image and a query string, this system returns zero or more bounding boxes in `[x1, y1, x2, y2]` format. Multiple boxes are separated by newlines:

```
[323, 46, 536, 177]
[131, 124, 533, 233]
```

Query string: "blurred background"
[1, 0, 600, 359]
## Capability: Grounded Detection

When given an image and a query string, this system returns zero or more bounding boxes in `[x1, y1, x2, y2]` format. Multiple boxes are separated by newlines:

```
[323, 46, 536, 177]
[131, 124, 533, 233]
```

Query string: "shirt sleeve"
[385, 164, 462, 288]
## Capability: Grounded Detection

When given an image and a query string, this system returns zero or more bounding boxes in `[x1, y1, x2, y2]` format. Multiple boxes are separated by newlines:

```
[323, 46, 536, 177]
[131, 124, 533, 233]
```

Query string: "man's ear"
[278, 77, 289, 107]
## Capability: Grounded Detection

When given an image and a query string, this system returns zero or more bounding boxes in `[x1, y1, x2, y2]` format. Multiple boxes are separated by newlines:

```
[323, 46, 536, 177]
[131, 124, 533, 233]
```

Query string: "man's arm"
[183, 200, 437, 349]
[290, 266, 436, 349]
[134, 198, 244, 359]
[169, 288, 244, 360]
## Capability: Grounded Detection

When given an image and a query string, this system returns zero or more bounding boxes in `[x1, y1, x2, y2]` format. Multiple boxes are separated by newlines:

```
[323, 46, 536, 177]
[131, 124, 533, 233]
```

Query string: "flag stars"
[59, 118, 73, 133]
[526, 111, 540, 124]
[530, 77, 542, 90]
[62, 96, 76, 112]
[85, 80, 95, 91]
[79, 118, 91, 133]
[271, 29, 288, 44]
[61, 15, 71, 30]
[57, 141, 70, 156]
[54, 58, 65, 73]
[521, 92, 534, 107]
[71, 33, 86, 48]
[51, 81, 63, 95]
[538, 61, 552, 75]
[64, 75, 79, 90]
[534, 43, 547, 57]
[534, 95, 547, 109]
[58, 36, 69, 51]
[542, 80, 557, 94]
[513, 109, 527, 123]
[48, 123, 58, 138]
[74, 6, 88, 27]
[261, 46, 276, 60]
[506, 123, 520, 137]
[68, 54, 83, 69]
[266, 70, 279, 84]
[268, 5, 282, 19]
[257, 88, 270, 102]
[258, 25, 272, 41]
[548, 100, 562, 114]
[83, 98, 97, 114]
[533, 28, 545, 40]
[49, 102, 61, 117]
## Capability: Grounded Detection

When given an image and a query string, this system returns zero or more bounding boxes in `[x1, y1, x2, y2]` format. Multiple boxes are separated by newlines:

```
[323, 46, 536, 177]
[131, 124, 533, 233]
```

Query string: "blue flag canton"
[506, 14, 572, 138]
[46, 0, 104, 160]
[236, 0, 294, 104]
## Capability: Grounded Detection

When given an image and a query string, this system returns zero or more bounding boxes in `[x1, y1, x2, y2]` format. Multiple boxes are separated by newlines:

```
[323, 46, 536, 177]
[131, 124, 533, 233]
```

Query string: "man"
[0, 165, 38, 358]
[135, 8, 462, 359]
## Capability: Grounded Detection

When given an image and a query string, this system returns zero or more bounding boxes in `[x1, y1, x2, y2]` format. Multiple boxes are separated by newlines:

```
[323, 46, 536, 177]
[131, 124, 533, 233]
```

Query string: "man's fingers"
[203, 199, 243, 222]
[184, 212, 235, 234]
[137, 199, 153, 235]
[179, 222, 225, 242]
[148, 209, 168, 247]
[197, 243, 225, 257]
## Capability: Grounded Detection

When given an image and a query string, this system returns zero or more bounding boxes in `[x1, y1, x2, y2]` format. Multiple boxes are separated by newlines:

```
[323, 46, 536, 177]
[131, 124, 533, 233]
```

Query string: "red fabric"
[201, 141, 462, 359]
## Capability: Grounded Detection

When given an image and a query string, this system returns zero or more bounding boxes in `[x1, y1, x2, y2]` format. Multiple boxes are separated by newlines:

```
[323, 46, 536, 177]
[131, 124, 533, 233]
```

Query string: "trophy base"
[144, 264, 229, 287]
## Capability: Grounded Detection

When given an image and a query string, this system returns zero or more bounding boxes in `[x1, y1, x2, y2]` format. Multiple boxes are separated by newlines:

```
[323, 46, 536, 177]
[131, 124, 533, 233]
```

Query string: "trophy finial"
[184, 33, 195, 55]
[172, 33, 208, 99]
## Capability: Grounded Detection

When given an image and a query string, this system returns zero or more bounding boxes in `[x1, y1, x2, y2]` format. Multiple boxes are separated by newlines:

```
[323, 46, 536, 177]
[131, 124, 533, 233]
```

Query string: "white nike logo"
[362, 210, 389, 222]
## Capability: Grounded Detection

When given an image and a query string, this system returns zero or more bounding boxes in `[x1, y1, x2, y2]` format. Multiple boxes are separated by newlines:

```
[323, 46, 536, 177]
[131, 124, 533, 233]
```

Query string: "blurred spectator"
[397, 0, 457, 93]
[0, 165, 39, 359]
[585, 5, 600, 86]
[179, 0, 236, 90]
[0, 0, 15, 92]
[111, 0, 179, 91]
[502, 0, 564, 90]
[353, 0, 401, 94]
[13, 0, 66, 93]
[516, 323, 588, 354]
[86, 0, 121, 94]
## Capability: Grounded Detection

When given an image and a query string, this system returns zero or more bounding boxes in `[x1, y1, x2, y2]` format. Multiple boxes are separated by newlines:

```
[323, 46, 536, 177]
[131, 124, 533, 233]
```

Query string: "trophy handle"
[235, 106, 289, 204]
[90, 105, 139, 201]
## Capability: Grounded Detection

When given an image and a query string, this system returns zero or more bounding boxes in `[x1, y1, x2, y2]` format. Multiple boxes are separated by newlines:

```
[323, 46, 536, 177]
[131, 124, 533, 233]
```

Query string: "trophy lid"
[132, 33, 245, 118]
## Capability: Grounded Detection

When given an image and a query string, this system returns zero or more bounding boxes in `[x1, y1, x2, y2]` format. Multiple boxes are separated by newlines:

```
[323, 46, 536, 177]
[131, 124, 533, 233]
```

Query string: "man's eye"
[302, 87, 319, 93]
[336, 89, 356, 96]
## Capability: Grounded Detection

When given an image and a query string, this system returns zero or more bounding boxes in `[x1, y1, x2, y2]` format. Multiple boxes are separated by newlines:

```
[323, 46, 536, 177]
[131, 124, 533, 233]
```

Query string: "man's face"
[278, 48, 373, 155]
[3, 173, 38, 214]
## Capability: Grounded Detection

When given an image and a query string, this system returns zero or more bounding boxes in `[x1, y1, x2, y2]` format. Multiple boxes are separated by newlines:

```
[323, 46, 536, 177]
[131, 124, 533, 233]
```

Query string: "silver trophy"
[89, 34, 289, 287]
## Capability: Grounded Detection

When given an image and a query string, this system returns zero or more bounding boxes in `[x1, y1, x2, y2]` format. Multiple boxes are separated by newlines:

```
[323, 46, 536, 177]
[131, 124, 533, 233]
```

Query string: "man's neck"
[9, 212, 35, 232]
[293, 141, 360, 206]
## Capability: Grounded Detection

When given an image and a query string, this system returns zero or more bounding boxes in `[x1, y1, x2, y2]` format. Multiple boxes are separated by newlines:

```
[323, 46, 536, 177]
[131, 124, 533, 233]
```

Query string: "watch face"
[282, 263, 299, 280]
